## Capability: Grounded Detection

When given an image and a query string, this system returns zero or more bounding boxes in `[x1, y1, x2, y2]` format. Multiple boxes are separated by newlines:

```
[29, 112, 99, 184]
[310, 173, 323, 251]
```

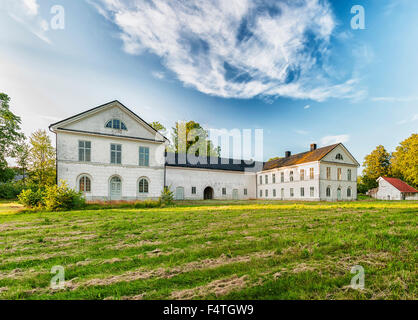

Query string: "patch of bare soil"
[170, 275, 249, 299]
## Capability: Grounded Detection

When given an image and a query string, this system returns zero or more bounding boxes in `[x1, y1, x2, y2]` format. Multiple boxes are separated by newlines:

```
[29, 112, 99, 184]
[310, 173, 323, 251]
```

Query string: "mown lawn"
[0, 200, 417, 300]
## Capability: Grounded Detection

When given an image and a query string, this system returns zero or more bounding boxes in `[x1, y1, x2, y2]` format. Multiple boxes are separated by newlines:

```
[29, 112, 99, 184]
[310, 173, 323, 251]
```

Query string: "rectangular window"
[337, 168, 342, 181]
[348, 169, 352, 181]
[281, 172, 284, 183]
[191, 187, 196, 194]
[272, 174, 276, 183]
[273, 189, 276, 197]
[139, 146, 150, 166]
[266, 189, 268, 197]
[259, 175, 262, 185]
[222, 187, 226, 195]
[265, 175, 268, 184]
[326, 167, 331, 180]
[290, 171, 294, 182]
[290, 188, 294, 197]
[260, 189, 262, 197]
[310, 168, 314, 179]
[300, 187, 305, 197]
[78, 141, 91, 162]
[310, 187, 314, 197]
[300, 169, 305, 181]
[110, 144, 122, 164]
[244, 188, 247, 195]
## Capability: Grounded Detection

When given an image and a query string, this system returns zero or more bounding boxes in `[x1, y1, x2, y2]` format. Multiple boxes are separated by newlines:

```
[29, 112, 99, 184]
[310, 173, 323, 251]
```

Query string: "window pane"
[113, 119, 120, 129]
[111, 152, 116, 163]
[121, 122, 127, 130]
[111, 144, 116, 151]
[117, 152, 121, 164]
[79, 148, 84, 162]
[85, 149, 91, 162]
[86, 141, 91, 149]
[106, 120, 112, 128]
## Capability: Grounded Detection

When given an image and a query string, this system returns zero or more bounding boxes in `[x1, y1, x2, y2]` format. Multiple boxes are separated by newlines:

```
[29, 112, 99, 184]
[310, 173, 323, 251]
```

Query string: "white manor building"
[49, 100, 359, 201]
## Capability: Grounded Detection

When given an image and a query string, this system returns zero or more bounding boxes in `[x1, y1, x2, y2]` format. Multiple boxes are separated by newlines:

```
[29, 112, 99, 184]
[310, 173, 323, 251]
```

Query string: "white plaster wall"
[319, 163, 357, 201]
[64, 103, 161, 141]
[56, 131, 165, 200]
[257, 162, 321, 200]
[376, 179, 402, 200]
[166, 167, 256, 200]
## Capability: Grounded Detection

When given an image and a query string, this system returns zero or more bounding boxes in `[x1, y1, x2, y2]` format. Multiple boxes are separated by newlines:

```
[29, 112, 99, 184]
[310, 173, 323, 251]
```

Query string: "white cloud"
[89, 0, 360, 101]
[397, 113, 418, 125]
[371, 96, 418, 102]
[320, 134, 350, 146]
[152, 71, 165, 80]
[304, 104, 311, 109]
[5, 0, 51, 43]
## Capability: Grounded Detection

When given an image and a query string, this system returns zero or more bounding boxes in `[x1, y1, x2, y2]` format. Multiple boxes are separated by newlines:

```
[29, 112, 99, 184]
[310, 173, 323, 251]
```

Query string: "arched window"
[138, 178, 149, 193]
[326, 186, 331, 197]
[105, 119, 127, 130]
[347, 187, 352, 197]
[335, 153, 344, 160]
[79, 175, 91, 192]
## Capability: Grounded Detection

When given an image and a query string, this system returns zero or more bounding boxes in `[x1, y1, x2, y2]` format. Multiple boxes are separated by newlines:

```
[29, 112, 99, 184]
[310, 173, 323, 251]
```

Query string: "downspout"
[164, 150, 167, 189]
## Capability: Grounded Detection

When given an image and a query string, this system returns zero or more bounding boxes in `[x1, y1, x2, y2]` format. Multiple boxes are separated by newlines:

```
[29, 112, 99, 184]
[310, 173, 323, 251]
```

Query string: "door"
[176, 187, 184, 200]
[281, 188, 284, 200]
[204, 187, 214, 200]
[337, 188, 342, 201]
[110, 176, 122, 200]
[232, 189, 238, 200]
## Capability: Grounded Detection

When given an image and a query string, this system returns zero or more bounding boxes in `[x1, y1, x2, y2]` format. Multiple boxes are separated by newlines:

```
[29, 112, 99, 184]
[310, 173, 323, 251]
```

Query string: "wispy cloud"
[396, 113, 418, 125]
[89, 0, 360, 101]
[371, 96, 418, 102]
[295, 129, 309, 135]
[304, 104, 311, 109]
[152, 71, 165, 80]
[5, 0, 51, 44]
[320, 134, 350, 146]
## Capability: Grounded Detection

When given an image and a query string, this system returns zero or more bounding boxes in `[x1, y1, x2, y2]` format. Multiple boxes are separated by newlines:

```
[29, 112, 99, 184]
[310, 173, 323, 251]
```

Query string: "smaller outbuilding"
[372, 177, 418, 200]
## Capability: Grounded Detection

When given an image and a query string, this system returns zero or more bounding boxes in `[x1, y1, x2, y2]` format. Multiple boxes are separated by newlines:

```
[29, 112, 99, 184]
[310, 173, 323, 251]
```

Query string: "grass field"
[0, 200, 417, 300]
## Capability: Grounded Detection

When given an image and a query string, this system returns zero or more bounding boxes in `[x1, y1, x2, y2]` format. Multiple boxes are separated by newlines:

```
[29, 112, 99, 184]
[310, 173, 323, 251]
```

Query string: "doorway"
[204, 187, 214, 200]
[232, 189, 238, 200]
[176, 187, 184, 200]
[337, 187, 342, 201]
[110, 176, 122, 200]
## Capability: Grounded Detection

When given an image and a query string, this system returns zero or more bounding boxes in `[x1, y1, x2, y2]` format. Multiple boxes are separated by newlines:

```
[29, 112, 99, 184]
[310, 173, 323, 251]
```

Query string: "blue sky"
[1, 0, 417, 168]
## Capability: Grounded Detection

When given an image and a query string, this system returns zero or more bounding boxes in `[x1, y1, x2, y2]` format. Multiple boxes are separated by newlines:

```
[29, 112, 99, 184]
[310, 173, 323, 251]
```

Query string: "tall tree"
[0, 93, 24, 168]
[28, 130, 56, 187]
[390, 134, 418, 188]
[15, 140, 30, 183]
[171, 121, 220, 157]
[150, 121, 167, 136]
[362, 145, 391, 190]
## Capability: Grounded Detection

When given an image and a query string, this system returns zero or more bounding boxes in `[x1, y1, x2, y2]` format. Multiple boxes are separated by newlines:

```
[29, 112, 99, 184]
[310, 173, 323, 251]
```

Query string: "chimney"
[310, 143, 317, 151]
[285, 151, 291, 158]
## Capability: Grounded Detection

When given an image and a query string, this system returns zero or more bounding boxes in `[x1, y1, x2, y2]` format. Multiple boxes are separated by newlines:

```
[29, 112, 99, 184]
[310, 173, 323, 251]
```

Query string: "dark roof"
[263, 144, 340, 171]
[380, 177, 418, 193]
[165, 152, 263, 172]
[49, 100, 168, 141]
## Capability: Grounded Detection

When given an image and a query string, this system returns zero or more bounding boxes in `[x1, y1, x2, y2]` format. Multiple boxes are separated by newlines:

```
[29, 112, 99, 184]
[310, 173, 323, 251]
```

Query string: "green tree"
[15, 140, 30, 183]
[171, 121, 220, 157]
[0, 93, 24, 169]
[28, 129, 56, 187]
[150, 121, 167, 136]
[362, 145, 391, 190]
[390, 134, 418, 188]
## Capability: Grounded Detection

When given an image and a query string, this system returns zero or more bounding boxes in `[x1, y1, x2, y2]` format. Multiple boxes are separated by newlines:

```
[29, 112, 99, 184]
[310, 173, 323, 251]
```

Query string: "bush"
[43, 182, 85, 211]
[0, 182, 26, 199]
[18, 189, 45, 208]
[159, 186, 174, 205]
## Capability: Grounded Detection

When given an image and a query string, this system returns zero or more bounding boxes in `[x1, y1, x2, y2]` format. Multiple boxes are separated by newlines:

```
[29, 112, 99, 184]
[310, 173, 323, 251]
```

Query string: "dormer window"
[106, 119, 127, 130]
[335, 153, 343, 160]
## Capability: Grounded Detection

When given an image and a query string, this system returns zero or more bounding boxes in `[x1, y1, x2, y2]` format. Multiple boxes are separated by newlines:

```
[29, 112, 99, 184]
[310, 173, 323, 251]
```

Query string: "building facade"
[50, 101, 359, 201]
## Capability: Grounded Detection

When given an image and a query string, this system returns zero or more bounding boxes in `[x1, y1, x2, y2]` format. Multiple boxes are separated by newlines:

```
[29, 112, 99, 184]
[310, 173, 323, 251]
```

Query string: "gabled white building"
[49, 100, 359, 201]
[374, 177, 418, 200]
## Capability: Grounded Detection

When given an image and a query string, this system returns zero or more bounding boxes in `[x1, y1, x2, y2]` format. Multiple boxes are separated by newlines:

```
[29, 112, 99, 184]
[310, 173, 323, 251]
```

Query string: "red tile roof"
[381, 177, 418, 193]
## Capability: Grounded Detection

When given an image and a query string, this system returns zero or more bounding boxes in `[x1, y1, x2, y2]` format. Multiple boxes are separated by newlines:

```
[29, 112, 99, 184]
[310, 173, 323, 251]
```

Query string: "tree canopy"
[170, 120, 220, 157]
[390, 134, 418, 188]
[0, 93, 24, 168]
[361, 145, 391, 190]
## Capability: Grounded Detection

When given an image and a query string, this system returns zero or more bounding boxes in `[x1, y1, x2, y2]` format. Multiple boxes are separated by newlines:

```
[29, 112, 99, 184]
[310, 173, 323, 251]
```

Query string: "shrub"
[0, 182, 26, 199]
[18, 189, 45, 208]
[43, 182, 85, 211]
[159, 186, 174, 205]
